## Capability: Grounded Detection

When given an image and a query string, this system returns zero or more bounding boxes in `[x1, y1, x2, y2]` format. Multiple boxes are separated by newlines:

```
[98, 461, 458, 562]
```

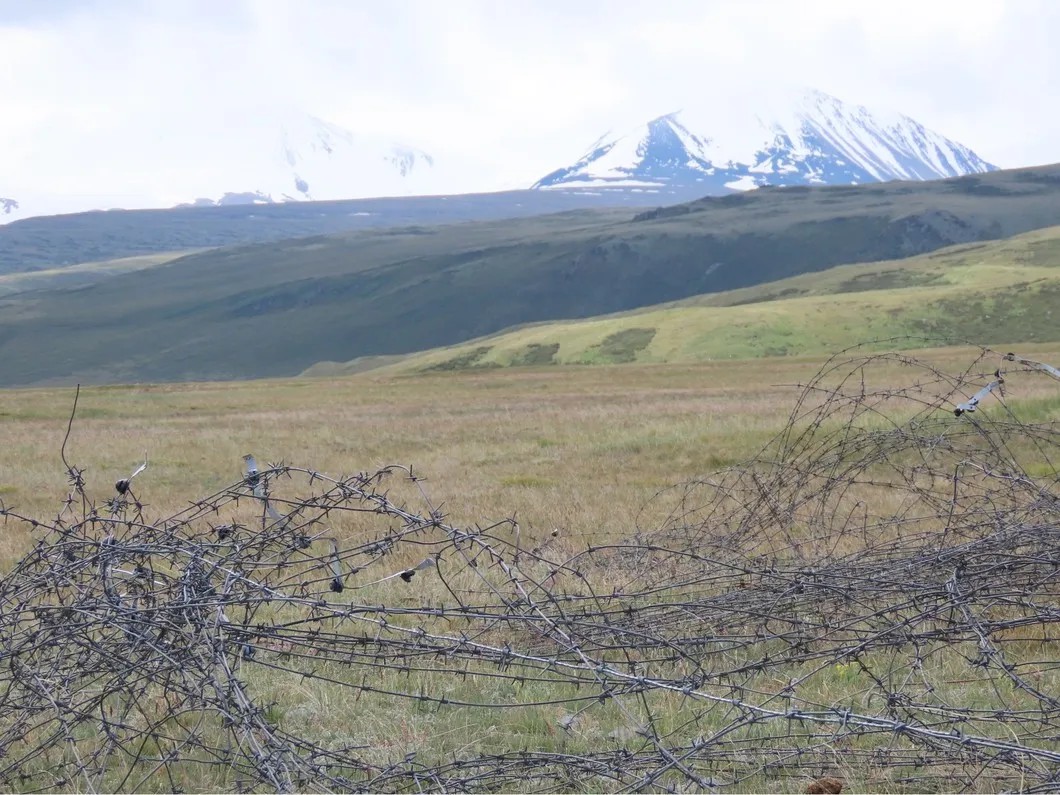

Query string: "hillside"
[0, 189, 653, 275]
[2, 165, 1060, 387]
[339, 226, 1060, 374]
[0, 252, 193, 299]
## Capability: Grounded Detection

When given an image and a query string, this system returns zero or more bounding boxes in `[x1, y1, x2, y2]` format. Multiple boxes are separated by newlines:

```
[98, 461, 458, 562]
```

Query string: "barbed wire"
[0, 344, 1057, 792]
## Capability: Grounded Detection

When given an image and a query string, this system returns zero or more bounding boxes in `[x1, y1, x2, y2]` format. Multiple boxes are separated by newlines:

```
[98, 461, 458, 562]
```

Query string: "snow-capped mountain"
[0, 111, 448, 223]
[1, 90, 1001, 225]
[183, 113, 439, 208]
[533, 88, 997, 194]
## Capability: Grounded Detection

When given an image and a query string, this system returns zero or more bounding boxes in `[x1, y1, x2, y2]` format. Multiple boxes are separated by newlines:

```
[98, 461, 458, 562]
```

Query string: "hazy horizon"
[3, 0, 1059, 220]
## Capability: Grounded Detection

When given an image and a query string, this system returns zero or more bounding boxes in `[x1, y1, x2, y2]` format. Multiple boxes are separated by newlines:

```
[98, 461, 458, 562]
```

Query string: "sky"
[2, 0, 1059, 219]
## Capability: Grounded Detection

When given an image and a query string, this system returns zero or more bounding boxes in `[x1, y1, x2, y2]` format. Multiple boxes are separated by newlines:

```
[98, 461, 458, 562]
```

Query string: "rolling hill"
[340, 225, 1060, 374]
[0, 189, 654, 276]
[2, 164, 1060, 387]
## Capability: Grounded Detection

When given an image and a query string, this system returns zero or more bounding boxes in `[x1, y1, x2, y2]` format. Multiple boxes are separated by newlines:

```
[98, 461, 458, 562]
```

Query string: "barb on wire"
[114, 454, 147, 495]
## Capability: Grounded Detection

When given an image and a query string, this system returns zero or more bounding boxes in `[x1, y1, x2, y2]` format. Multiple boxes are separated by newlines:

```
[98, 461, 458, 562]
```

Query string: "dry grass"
[0, 355, 821, 563]
[1, 342, 1058, 792]
[5, 343, 1057, 551]
[2, 342, 1056, 582]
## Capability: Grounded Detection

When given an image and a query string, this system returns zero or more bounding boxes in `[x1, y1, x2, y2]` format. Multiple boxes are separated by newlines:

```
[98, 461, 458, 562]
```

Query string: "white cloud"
[2, 0, 1058, 218]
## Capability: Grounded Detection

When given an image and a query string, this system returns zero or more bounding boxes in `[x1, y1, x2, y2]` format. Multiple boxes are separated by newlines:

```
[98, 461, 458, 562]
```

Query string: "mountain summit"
[0, 111, 444, 223]
[533, 88, 997, 195]
[184, 112, 438, 208]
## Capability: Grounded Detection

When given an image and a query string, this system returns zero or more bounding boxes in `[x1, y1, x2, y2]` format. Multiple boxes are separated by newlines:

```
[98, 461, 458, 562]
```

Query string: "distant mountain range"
[1, 88, 1001, 224]
[533, 88, 996, 195]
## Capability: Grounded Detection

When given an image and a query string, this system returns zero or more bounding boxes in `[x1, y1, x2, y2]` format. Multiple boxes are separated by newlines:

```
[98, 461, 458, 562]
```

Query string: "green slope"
[3, 165, 1060, 386]
[0, 251, 196, 298]
[356, 225, 1060, 373]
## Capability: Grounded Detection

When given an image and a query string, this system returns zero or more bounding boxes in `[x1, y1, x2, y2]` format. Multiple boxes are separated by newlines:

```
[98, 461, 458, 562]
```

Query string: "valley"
[1, 165, 1059, 793]
[4, 6, 1060, 791]
[2, 164, 1060, 387]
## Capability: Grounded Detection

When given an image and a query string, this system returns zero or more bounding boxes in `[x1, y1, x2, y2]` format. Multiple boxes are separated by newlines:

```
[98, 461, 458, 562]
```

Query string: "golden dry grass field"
[1, 342, 1058, 793]
[4, 343, 1055, 566]
[0, 354, 833, 559]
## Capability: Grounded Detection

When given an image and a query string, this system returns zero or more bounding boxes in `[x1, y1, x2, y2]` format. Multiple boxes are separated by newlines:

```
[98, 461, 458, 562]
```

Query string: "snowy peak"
[187, 112, 438, 207]
[533, 114, 717, 192]
[631, 114, 717, 177]
[770, 88, 994, 182]
[534, 88, 997, 194]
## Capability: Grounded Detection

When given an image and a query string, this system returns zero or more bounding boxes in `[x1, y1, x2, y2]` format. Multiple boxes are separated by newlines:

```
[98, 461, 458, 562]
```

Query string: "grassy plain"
[1, 345, 1058, 791]
[3, 342, 1058, 585]
[0, 355, 835, 562]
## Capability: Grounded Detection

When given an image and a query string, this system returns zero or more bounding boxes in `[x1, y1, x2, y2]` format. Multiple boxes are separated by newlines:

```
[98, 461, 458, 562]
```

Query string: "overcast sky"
[2, 0, 1058, 217]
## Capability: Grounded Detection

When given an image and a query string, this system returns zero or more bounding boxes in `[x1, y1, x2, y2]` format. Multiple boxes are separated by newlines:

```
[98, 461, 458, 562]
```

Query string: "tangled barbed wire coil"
[0, 345, 1057, 793]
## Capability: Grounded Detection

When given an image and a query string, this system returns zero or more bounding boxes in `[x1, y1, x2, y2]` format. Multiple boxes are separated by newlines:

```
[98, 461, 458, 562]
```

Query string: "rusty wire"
[0, 345, 1058, 793]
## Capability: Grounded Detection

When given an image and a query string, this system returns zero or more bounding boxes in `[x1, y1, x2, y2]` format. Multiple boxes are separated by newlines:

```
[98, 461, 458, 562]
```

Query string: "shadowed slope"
[2, 165, 1060, 385]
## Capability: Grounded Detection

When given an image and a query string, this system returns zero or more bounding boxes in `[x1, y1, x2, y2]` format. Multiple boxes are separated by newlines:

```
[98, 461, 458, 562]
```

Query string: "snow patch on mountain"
[1, 109, 446, 223]
[186, 113, 439, 208]
[534, 88, 997, 194]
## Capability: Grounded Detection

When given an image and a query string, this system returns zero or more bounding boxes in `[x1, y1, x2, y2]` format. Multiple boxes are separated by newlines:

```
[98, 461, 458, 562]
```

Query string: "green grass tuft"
[509, 343, 560, 366]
